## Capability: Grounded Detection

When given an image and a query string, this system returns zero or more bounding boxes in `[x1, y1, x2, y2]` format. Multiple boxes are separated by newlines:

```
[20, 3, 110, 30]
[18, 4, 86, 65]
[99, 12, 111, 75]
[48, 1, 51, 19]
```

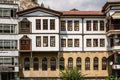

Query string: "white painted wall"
[18, 34, 59, 51]
[83, 18, 106, 34]
[18, 17, 59, 33]
[60, 18, 82, 34]
[60, 35, 82, 51]
[84, 35, 108, 51]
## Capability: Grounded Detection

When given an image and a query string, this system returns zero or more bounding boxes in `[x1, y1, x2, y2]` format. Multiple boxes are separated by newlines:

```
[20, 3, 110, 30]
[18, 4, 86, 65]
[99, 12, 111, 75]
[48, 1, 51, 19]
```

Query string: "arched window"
[76, 57, 81, 70]
[50, 57, 56, 70]
[33, 57, 39, 70]
[42, 57, 47, 71]
[94, 57, 98, 70]
[85, 57, 90, 70]
[24, 57, 30, 70]
[102, 57, 107, 70]
[59, 57, 64, 70]
[68, 57, 73, 68]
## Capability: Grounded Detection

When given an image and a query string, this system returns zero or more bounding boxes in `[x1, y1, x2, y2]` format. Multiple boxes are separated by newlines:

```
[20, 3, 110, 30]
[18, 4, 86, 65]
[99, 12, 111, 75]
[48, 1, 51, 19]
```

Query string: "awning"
[112, 12, 120, 19]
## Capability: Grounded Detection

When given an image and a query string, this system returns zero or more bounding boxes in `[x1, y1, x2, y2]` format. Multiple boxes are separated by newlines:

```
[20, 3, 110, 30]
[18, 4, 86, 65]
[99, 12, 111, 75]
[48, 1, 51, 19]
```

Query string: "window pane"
[100, 39, 105, 47]
[74, 39, 79, 47]
[68, 57, 73, 68]
[43, 19, 48, 30]
[50, 57, 56, 71]
[3, 9, 10, 17]
[24, 58, 30, 70]
[85, 57, 90, 70]
[93, 39, 98, 47]
[36, 19, 41, 30]
[61, 39, 66, 47]
[102, 57, 107, 70]
[93, 21, 98, 31]
[43, 36, 48, 47]
[0, 9, 2, 17]
[86, 21, 91, 31]
[36, 36, 41, 47]
[50, 19, 55, 30]
[61, 21, 66, 31]
[68, 21, 72, 31]
[86, 39, 91, 47]
[4, 24, 10, 33]
[0, 24, 3, 33]
[74, 21, 79, 31]
[42, 57, 47, 71]
[94, 57, 98, 70]
[76, 57, 81, 70]
[100, 21, 104, 31]
[68, 39, 73, 47]
[50, 36, 55, 47]
[59, 57, 64, 70]
[33, 58, 39, 70]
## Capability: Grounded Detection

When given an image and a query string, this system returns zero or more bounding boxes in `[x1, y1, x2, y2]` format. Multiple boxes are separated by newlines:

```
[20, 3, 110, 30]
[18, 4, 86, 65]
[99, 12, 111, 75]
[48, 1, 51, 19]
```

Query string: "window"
[68, 21, 72, 31]
[3, 9, 10, 17]
[59, 57, 64, 70]
[93, 39, 98, 47]
[86, 21, 91, 31]
[50, 36, 55, 47]
[94, 57, 98, 70]
[100, 39, 105, 47]
[43, 19, 48, 30]
[76, 57, 81, 70]
[50, 19, 55, 30]
[50, 57, 56, 71]
[33, 57, 39, 70]
[61, 21, 66, 31]
[100, 21, 104, 31]
[20, 18, 31, 33]
[0, 24, 16, 34]
[0, 8, 16, 17]
[43, 36, 48, 47]
[24, 58, 30, 70]
[93, 21, 98, 31]
[102, 57, 107, 70]
[74, 39, 79, 47]
[0, 57, 13, 65]
[68, 39, 73, 47]
[36, 19, 41, 30]
[85, 57, 90, 70]
[61, 39, 66, 47]
[74, 21, 79, 31]
[86, 39, 91, 47]
[0, 40, 17, 50]
[68, 57, 73, 68]
[42, 57, 47, 70]
[36, 36, 41, 47]
[0, 9, 2, 17]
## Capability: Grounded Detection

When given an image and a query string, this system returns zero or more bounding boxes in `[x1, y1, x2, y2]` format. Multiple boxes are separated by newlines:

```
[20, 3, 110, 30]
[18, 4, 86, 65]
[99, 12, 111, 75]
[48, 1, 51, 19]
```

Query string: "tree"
[106, 75, 120, 80]
[60, 67, 85, 80]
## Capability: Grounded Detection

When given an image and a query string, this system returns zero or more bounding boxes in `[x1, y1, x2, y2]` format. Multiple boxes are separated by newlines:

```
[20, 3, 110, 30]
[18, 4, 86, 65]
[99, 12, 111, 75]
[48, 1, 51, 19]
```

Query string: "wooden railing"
[107, 24, 120, 31]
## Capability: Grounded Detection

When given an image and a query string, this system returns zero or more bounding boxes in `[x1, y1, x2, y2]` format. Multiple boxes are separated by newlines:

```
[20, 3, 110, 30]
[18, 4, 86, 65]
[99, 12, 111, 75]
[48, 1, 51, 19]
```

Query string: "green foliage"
[60, 67, 85, 80]
[106, 75, 120, 80]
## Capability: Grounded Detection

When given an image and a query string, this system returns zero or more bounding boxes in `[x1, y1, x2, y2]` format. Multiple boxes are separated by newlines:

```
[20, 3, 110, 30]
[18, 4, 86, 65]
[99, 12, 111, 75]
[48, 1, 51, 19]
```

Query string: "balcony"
[107, 24, 120, 36]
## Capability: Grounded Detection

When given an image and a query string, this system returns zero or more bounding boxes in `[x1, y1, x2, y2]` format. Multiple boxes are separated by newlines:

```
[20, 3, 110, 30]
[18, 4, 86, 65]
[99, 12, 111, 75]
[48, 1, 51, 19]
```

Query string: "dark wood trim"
[61, 16, 105, 18]
[17, 6, 62, 16]
[82, 18, 84, 51]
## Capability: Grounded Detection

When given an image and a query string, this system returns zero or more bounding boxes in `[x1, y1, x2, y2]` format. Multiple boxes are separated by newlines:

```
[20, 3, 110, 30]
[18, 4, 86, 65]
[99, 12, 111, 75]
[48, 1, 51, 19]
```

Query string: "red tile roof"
[61, 11, 104, 16]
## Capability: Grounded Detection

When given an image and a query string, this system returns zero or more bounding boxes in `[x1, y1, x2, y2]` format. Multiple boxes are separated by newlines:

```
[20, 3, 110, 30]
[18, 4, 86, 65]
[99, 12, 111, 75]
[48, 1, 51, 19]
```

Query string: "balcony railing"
[107, 24, 120, 31]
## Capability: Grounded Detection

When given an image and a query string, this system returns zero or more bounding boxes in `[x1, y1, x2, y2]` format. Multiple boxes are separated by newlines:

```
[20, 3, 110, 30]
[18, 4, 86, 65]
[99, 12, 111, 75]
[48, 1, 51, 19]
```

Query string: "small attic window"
[70, 8, 79, 11]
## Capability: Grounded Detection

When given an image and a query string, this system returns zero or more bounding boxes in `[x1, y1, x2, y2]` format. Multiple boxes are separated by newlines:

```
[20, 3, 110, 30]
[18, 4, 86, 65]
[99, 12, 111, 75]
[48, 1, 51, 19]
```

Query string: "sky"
[38, 0, 108, 11]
